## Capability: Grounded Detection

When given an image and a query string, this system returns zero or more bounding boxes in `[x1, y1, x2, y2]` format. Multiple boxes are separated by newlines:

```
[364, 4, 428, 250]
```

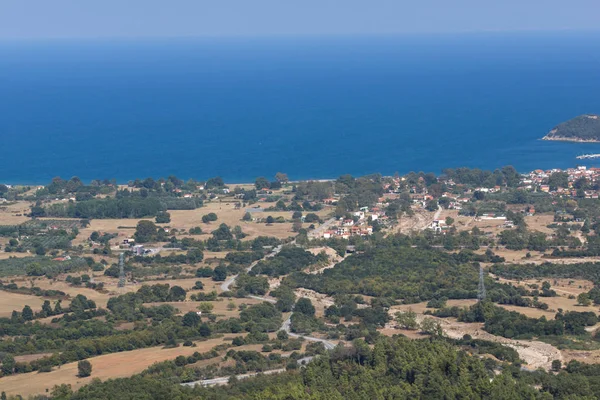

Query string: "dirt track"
[440, 318, 562, 370]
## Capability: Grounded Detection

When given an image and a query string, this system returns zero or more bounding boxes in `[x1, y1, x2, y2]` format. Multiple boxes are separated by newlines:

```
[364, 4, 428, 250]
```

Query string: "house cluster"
[321, 207, 384, 239]
[521, 166, 600, 199]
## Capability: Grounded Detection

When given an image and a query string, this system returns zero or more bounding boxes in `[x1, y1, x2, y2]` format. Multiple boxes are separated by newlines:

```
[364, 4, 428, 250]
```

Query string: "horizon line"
[1, 28, 599, 43]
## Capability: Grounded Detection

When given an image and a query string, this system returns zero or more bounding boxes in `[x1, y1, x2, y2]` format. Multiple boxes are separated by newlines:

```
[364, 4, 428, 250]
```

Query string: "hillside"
[543, 114, 600, 142]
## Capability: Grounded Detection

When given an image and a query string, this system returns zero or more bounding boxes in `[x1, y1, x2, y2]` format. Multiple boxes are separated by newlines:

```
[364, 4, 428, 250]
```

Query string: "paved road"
[308, 217, 337, 238]
[281, 315, 336, 350]
[203, 235, 337, 388]
[181, 356, 316, 387]
[220, 244, 283, 292]
[433, 205, 443, 222]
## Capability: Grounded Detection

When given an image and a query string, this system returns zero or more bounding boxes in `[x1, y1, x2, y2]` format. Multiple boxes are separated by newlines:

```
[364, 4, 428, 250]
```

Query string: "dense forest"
[544, 114, 600, 141]
[33, 335, 600, 399]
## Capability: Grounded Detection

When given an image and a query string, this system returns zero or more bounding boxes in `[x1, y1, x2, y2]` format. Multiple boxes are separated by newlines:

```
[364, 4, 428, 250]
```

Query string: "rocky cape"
[542, 114, 600, 142]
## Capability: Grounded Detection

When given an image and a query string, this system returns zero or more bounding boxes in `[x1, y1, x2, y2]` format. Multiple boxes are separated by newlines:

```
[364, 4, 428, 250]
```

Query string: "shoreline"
[541, 135, 600, 143]
[0, 178, 337, 189]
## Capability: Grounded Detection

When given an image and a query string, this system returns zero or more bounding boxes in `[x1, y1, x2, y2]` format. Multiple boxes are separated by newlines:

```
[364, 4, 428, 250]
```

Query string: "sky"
[1, 0, 600, 39]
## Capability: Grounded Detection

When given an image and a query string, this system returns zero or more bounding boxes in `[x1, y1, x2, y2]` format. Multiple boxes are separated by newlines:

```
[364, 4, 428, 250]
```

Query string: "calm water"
[2, 32, 600, 184]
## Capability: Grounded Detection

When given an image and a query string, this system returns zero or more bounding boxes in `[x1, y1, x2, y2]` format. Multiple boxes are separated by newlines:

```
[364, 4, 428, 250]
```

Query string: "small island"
[542, 114, 600, 142]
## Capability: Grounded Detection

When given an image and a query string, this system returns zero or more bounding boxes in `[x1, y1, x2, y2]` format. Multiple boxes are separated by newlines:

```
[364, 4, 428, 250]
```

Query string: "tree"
[35, 245, 46, 255]
[420, 317, 444, 336]
[395, 309, 418, 330]
[77, 360, 92, 377]
[295, 298, 315, 316]
[22, 305, 33, 321]
[193, 281, 204, 290]
[42, 300, 53, 317]
[168, 285, 187, 302]
[277, 330, 289, 340]
[199, 302, 214, 313]
[304, 213, 320, 223]
[255, 177, 271, 190]
[182, 311, 201, 327]
[552, 359, 562, 372]
[1, 354, 15, 375]
[242, 212, 252, 221]
[445, 216, 454, 225]
[212, 223, 233, 240]
[227, 301, 236, 311]
[155, 211, 171, 223]
[199, 323, 212, 337]
[202, 213, 218, 223]
[266, 216, 275, 224]
[134, 220, 158, 243]
[426, 200, 439, 212]
[548, 172, 569, 191]
[205, 176, 224, 189]
[577, 293, 592, 306]
[275, 172, 289, 184]
[213, 265, 228, 281]
[292, 220, 303, 232]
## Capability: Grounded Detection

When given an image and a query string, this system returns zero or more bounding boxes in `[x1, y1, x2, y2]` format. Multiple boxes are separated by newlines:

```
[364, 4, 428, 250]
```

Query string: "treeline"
[437, 301, 599, 339]
[491, 261, 600, 285]
[44, 197, 166, 219]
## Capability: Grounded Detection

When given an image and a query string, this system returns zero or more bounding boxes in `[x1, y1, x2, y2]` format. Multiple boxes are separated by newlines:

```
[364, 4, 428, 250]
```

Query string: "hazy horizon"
[2, 0, 600, 40]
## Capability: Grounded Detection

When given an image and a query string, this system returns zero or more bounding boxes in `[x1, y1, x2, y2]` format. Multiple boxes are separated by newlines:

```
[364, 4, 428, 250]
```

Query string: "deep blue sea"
[2, 32, 600, 184]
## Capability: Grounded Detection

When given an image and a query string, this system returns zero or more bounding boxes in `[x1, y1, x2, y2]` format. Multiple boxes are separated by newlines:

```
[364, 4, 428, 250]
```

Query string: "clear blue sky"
[1, 0, 600, 39]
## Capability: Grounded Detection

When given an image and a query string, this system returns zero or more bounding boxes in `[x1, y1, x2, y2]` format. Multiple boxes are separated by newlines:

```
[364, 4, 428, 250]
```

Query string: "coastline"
[541, 135, 600, 143]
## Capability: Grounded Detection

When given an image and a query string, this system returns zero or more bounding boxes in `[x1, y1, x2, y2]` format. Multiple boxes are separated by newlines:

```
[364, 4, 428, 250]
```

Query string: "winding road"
[184, 234, 338, 388]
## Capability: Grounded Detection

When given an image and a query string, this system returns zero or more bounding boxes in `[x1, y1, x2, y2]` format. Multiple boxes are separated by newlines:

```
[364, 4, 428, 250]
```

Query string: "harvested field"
[562, 349, 600, 364]
[0, 291, 50, 317]
[390, 299, 478, 315]
[145, 297, 263, 318]
[0, 335, 239, 398]
[0, 201, 31, 225]
[493, 275, 594, 298]
[13, 353, 53, 363]
[14, 277, 125, 308]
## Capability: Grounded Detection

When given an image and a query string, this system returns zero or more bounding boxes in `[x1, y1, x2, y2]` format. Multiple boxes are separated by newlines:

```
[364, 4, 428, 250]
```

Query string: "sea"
[2, 32, 600, 185]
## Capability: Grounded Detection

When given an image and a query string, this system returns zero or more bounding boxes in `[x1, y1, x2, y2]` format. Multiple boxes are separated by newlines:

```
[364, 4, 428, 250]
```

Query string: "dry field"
[0, 335, 240, 398]
[562, 349, 600, 364]
[145, 297, 263, 319]
[389, 299, 478, 315]
[0, 251, 33, 260]
[493, 275, 594, 297]
[72, 218, 144, 246]
[170, 201, 331, 241]
[526, 213, 556, 235]
[70, 199, 332, 247]
[0, 291, 52, 317]
[0, 201, 31, 225]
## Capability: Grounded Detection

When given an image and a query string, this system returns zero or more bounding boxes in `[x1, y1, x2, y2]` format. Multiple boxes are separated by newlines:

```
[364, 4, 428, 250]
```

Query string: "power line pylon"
[117, 253, 126, 288]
